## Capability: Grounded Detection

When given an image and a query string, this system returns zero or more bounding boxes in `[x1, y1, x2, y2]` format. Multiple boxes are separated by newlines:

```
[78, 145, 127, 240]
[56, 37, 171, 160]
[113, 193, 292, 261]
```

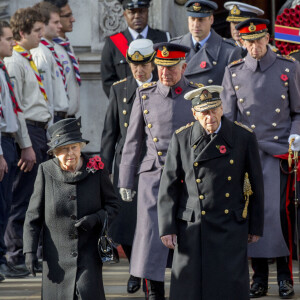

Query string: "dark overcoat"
[101, 75, 139, 245]
[101, 27, 169, 97]
[290, 49, 300, 61]
[23, 154, 119, 300]
[171, 29, 241, 85]
[158, 117, 264, 300]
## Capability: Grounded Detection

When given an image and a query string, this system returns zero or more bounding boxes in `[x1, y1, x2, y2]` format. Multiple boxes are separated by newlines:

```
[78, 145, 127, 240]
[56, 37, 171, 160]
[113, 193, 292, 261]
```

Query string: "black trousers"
[146, 279, 165, 300]
[5, 124, 48, 265]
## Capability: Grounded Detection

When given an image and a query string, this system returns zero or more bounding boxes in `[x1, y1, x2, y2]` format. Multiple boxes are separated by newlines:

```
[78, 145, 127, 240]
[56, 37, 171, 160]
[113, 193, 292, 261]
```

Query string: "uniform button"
[274, 136, 279, 140]
[285, 68, 290, 72]
[235, 85, 239, 90]
[225, 193, 230, 198]
[157, 151, 163, 156]
[153, 137, 158, 142]
[224, 209, 229, 214]
[194, 162, 199, 167]
[230, 160, 234, 164]
[123, 98, 127, 103]
[147, 124, 152, 129]
[275, 108, 280, 113]
[123, 110, 127, 115]
[251, 124, 256, 129]
[213, 61, 217, 65]
[193, 145, 197, 149]
[281, 95, 286, 99]
[208, 79, 213, 84]
[144, 109, 149, 114]
[190, 81, 194, 84]
[246, 111, 250, 116]
[239, 98, 244, 103]
[70, 215, 76, 220]
[201, 211, 206, 215]
[199, 195, 204, 200]
[71, 252, 78, 257]
[232, 73, 236, 77]
[120, 60, 124, 63]
[228, 176, 232, 181]
[70, 195, 76, 200]
[285, 82, 288, 86]
[124, 123, 128, 128]
[142, 95, 147, 100]
[272, 123, 277, 127]
[196, 179, 201, 183]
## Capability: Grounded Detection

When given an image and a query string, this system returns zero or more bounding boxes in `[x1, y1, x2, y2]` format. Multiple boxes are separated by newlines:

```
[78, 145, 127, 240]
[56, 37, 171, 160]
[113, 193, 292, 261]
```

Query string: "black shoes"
[279, 280, 294, 299]
[0, 273, 4, 282]
[127, 275, 141, 293]
[0, 263, 29, 278]
[249, 282, 268, 298]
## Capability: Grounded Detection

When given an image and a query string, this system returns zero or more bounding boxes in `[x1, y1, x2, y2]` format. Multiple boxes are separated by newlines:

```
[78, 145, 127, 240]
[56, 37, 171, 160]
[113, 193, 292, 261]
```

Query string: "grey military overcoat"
[118, 77, 198, 281]
[23, 154, 119, 300]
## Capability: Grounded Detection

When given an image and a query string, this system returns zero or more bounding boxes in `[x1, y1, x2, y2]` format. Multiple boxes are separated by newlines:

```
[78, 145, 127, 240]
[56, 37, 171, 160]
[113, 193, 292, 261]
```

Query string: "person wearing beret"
[101, 0, 170, 98]
[224, 1, 264, 58]
[23, 117, 119, 300]
[158, 85, 264, 300]
[118, 43, 203, 300]
[171, 0, 241, 86]
[101, 39, 156, 294]
[221, 18, 300, 299]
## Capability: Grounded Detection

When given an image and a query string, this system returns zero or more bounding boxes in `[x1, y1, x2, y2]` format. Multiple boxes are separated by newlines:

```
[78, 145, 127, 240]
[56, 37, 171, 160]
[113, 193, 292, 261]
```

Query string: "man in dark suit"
[171, 0, 241, 85]
[101, 0, 170, 97]
[100, 38, 155, 294]
[158, 85, 264, 300]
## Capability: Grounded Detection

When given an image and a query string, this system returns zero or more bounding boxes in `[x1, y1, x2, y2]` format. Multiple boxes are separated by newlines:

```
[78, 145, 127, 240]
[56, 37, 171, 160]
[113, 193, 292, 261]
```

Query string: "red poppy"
[86, 162, 93, 168]
[200, 61, 206, 69]
[93, 164, 100, 170]
[219, 145, 226, 154]
[94, 155, 101, 162]
[281, 74, 288, 81]
[175, 87, 183, 94]
[86, 156, 105, 172]
[98, 162, 105, 169]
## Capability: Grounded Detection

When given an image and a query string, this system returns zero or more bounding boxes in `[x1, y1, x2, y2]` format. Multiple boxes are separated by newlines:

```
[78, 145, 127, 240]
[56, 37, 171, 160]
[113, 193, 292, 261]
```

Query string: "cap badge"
[161, 46, 169, 58]
[200, 89, 212, 101]
[231, 5, 241, 16]
[133, 51, 144, 61]
[193, 3, 201, 12]
[248, 23, 256, 32]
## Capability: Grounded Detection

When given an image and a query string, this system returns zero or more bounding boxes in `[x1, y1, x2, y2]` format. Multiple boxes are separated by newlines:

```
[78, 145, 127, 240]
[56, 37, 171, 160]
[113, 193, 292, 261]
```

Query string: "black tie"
[136, 34, 143, 39]
[195, 42, 201, 52]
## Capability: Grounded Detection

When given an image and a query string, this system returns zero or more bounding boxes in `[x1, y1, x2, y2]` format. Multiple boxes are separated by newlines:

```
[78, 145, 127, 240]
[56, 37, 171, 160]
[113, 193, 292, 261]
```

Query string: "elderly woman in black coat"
[23, 118, 119, 300]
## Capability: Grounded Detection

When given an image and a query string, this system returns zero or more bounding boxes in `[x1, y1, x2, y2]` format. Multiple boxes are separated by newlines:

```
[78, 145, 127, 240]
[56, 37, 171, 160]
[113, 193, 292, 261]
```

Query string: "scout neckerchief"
[40, 38, 67, 92]
[53, 37, 81, 86]
[13, 44, 48, 101]
[0, 60, 22, 115]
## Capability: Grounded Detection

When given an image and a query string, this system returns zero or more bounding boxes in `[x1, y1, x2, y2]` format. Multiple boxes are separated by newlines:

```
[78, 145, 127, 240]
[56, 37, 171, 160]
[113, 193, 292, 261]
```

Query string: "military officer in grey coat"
[101, 39, 155, 294]
[118, 43, 203, 300]
[171, 0, 241, 86]
[158, 85, 264, 300]
[221, 18, 300, 299]
[290, 49, 300, 61]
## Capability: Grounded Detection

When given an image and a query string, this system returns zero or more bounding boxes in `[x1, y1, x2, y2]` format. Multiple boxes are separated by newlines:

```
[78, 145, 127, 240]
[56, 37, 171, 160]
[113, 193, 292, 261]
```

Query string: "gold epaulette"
[188, 81, 204, 88]
[176, 122, 194, 134]
[140, 81, 157, 89]
[277, 54, 296, 62]
[229, 58, 244, 67]
[234, 121, 253, 133]
[113, 78, 127, 86]
[289, 49, 300, 55]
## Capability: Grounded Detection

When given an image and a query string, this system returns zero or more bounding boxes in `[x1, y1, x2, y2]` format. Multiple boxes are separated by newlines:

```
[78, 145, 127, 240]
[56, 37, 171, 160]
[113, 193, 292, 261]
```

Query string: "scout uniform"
[118, 43, 202, 298]
[31, 38, 69, 123]
[158, 86, 264, 300]
[101, 0, 170, 97]
[221, 18, 300, 298]
[4, 47, 51, 266]
[171, 0, 241, 85]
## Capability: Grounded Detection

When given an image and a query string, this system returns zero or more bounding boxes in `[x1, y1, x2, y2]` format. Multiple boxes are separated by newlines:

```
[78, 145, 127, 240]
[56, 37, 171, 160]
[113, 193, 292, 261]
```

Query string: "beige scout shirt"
[31, 39, 69, 114]
[54, 39, 80, 116]
[4, 50, 51, 149]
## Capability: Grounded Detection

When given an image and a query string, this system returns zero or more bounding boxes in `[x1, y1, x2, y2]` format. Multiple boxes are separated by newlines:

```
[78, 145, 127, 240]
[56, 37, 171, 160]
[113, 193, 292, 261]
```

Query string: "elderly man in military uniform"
[221, 18, 300, 299]
[158, 85, 264, 300]
[224, 1, 264, 57]
[101, 39, 155, 294]
[171, 0, 241, 86]
[101, 0, 170, 98]
[118, 43, 202, 300]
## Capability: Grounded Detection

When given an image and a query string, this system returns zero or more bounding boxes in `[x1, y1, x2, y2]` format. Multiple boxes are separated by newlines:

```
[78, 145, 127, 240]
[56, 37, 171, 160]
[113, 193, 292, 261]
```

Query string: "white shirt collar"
[192, 31, 211, 48]
[128, 25, 149, 40]
[136, 73, 153, 87]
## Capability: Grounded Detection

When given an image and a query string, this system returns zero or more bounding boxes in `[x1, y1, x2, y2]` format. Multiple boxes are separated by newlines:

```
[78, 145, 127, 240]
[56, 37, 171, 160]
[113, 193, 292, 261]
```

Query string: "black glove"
[74, 214, 99, 231]
[25, 252, 38, 277]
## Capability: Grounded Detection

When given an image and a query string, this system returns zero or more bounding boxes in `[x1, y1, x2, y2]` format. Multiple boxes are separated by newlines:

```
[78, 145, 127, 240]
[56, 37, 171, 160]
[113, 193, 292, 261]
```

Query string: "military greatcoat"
[221, 47, 300, 257]
[118, 77, 200, 281]
[171, 29, 241, 85]
[290, 49, 300, 62]
[101, 27, 169, 97]
[158, 117, 264, 300]
[101, 75, 139, 245]
[23, 154, 119, 300]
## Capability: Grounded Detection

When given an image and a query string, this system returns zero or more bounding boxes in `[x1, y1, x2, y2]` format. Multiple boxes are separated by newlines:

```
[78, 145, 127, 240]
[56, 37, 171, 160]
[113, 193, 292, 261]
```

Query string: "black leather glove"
[25, 252, 38, 277]
[74, 214, 99, 231]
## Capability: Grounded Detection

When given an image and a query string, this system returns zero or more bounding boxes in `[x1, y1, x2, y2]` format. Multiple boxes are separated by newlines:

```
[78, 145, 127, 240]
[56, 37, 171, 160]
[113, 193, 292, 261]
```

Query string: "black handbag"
[98, 212, 119, 264]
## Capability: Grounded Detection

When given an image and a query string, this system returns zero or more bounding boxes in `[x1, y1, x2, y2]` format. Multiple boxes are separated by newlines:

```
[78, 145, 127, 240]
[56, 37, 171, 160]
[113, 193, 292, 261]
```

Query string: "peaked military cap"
[118, 0, 151, 10]
[224, 2, 264, 23]
[236, 18, 269, 41]
[126, 39, 155, 64]
[44, 0, 68, 8]
[47, 117, 89, 154]
[185, 85, 223, 111]
[185, 0, 218, 18]
[153, 42, 190, 66]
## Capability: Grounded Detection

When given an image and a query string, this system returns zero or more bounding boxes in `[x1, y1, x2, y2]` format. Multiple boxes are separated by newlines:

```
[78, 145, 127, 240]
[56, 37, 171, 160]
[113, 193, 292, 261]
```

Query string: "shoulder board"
[113, 78, 127, 86]
[289, 49, 300, 55]
[176, 122, 194, 134]
[234, 121, 253, 133]
[170, 35, 183, 42]
[139, 81, 157, 89]
[228, 58, 244, 67]
[223, 38, 236, 47]
[277, 54, 296, 62]
[271, 47, 279, 54]
[189, 81, 204, 88]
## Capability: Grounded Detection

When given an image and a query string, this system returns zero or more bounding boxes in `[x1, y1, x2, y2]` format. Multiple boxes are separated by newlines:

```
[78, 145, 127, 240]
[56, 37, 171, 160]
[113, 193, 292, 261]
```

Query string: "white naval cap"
[126, 39, 155, 64]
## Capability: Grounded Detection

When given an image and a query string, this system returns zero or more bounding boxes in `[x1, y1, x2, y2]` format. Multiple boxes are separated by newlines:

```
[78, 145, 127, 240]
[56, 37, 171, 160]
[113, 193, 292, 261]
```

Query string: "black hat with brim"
[185, 0, 218, 18]
[118, 0, 151, 9]
[235, 18, 270, 41]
